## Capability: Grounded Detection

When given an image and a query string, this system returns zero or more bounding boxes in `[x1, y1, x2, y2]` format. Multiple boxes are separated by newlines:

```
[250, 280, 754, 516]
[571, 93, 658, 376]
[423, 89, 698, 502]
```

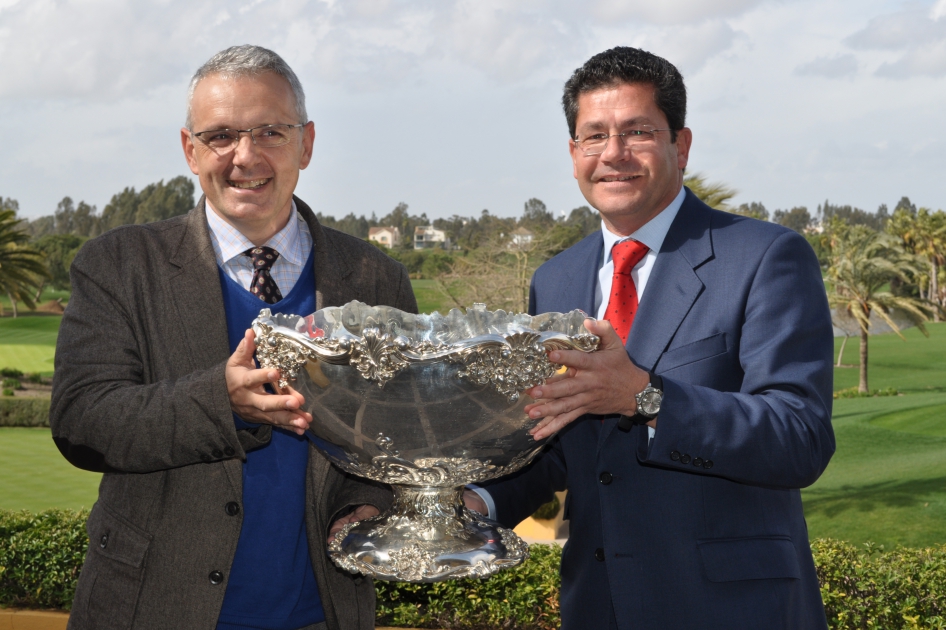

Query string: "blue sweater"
[216, 250, 325, 630]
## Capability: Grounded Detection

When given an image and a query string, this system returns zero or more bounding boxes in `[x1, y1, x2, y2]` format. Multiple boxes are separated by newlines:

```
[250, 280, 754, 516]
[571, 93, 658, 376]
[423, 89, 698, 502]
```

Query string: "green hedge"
[0, 510, 87, 609]
[3, 510, 946, 629]
[376, 543, 561, 629]
[0, 398, 51, 427]
[813, 539, 946, 629]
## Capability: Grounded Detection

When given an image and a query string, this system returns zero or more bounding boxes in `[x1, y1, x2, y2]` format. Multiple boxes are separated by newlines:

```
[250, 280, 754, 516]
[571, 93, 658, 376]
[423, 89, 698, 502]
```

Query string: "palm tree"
[683, 173, 737, 211]
[0, 209, 48, 317]
[826, 223, 936, 392]
[887, 208, 946, 319]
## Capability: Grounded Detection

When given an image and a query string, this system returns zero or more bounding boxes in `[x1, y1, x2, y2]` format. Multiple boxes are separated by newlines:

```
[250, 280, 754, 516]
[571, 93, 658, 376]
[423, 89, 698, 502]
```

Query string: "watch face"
[640, 389, 662, 416]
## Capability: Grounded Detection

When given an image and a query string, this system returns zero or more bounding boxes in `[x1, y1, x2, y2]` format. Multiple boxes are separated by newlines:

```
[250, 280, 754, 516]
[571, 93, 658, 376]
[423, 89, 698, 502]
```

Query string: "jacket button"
[224, 446, 236, 457]
[209, 570, 224, 585]
[680, 454, 692, 464]
[693, 457, 703, 467]
[599, 472, 613, 485]
[594, 548, 605, 562]
[225, 502, 240, 516]
[212, 448, 224, 459]
[703, 460, 714, 469]
[99, 533, 108, 549]
[670, 451, 681, 461]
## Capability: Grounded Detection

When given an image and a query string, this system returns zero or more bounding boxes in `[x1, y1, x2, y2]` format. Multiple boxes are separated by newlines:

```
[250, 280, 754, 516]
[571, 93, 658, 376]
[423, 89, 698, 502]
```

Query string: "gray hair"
[185, 45, 307, 129]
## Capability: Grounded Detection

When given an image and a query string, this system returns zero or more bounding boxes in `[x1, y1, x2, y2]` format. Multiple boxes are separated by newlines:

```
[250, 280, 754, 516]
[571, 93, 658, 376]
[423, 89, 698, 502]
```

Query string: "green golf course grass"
[0, 309, 944, 548]
[0, 316, 61, 375]
[0, 427, 101, 512]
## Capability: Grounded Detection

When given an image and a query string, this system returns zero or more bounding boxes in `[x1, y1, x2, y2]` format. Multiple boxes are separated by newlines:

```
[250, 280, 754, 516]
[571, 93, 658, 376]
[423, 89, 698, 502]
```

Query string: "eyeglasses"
[191, 123, 306, 152]
[574, 126, 671, 156]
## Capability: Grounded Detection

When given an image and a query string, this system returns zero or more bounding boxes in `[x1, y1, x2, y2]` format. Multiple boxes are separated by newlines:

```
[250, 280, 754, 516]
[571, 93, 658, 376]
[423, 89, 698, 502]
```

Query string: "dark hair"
[563, 46, 686, 142]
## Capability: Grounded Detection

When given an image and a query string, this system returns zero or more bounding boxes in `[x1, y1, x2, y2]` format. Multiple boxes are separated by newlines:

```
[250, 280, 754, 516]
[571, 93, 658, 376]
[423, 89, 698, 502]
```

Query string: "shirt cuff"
[466, 484, 496, 520]
[648, 425, 655, 440]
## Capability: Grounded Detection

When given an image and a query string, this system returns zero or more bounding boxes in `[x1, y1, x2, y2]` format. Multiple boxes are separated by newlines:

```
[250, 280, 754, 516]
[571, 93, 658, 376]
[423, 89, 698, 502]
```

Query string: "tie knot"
[244, 246, 280, 272]
[611, 239, 649, 275]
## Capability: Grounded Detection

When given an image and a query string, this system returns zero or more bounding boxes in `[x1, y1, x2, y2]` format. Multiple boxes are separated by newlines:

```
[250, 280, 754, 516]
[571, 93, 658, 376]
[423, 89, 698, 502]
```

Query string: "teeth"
[229, 178, 270, 189]
[602, 176, 635, 182]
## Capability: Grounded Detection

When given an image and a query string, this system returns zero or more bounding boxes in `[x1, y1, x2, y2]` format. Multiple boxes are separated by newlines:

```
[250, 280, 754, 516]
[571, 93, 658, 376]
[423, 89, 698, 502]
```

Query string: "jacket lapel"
[167, 197, 231, 369]
[167, 198, 243, 492]
[599, 190, 714, 445]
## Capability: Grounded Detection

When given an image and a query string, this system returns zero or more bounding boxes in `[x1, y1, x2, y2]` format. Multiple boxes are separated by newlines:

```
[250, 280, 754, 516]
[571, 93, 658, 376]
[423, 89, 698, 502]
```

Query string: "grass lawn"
[0, 316, 61, 376]
[802, 392, 946, 548]
[0, 427, 100, 512]
[833, 323, 946, 393]
[410, 278, 456, 314]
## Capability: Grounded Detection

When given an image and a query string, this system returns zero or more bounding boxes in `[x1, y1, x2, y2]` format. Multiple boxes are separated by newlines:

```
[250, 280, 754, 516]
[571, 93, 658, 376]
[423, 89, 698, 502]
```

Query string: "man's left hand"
[525, 318, 653, 440]
[328, 504, 380, 542]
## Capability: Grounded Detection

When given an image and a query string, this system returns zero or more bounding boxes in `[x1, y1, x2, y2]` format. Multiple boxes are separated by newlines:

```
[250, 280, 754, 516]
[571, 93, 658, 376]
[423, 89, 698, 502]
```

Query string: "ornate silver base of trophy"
[328, 485, 529, 582]
[252, 302, 597, 582]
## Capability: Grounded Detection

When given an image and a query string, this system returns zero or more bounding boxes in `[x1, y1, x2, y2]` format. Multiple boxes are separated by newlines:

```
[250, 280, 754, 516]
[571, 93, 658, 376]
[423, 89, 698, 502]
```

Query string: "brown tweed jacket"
[50, 197, 417, 630]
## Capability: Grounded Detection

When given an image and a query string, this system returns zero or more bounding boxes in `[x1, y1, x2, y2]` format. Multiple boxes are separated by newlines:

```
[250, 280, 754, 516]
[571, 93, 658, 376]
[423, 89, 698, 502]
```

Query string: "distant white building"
[414, 225, 450, 250]
[368, 226, 401, 248]
[509, 226, 534, 249]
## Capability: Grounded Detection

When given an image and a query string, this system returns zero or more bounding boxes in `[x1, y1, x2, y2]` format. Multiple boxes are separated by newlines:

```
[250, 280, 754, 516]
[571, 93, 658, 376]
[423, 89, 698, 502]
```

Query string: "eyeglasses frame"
[574, 126, 672, 157]
[190, 123, 307, 152]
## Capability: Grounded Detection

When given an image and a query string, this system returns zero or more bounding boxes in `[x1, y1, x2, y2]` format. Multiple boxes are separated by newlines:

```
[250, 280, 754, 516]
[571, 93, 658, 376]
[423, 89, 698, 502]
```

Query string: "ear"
[568, 138, 580, 180]
[299, 121, 316, 170]
[675, 127, 692, 170]
[181, 128, 200, 175]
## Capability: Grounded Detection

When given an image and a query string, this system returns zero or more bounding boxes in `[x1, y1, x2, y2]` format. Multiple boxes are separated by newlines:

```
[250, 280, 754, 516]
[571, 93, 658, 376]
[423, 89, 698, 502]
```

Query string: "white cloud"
[590, 0, 764, 25]
[844, 3, 946, 78]
[617, 19, 742, 76]
[795, 53, 858, 78]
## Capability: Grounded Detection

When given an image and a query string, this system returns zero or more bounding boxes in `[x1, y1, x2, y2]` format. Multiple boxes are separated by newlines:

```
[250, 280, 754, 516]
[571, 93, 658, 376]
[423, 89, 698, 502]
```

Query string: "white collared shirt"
[205, 201, 313, 295]
[594, 186, 686, 319]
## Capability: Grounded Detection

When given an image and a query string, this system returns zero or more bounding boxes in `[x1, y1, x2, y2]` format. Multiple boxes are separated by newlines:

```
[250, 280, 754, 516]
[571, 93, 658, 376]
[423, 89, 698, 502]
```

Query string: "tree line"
[0, 177, 195, 315]
[2, 172, 944, 396]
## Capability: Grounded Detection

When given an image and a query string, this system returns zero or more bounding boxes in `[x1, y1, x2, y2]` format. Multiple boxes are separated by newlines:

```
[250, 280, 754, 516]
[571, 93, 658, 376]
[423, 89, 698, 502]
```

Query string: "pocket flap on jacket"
[657, 332, 727, 372]
[698, 536, 801, 582]
[87, 503, 152, 569]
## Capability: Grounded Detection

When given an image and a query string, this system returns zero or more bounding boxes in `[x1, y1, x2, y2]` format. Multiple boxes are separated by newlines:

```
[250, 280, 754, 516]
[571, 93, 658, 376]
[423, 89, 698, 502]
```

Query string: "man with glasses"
[465, 47, 834, 628]
[51, 45, 416, 630]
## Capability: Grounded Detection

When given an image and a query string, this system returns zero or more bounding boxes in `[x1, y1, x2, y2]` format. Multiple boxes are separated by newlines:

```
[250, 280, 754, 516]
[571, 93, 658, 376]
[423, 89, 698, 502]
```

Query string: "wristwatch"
[617, 373, 663, 432]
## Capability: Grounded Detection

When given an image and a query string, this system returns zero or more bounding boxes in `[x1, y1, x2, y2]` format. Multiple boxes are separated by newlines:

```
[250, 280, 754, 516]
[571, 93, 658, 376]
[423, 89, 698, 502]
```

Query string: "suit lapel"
[167, 198, 231, 370]
[167, 198, 242, 492]
[599, 191, 714, 446]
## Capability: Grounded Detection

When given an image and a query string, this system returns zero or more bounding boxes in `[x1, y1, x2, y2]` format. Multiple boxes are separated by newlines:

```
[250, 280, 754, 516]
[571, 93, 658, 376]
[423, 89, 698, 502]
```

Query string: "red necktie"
[603, 239, 649, 345]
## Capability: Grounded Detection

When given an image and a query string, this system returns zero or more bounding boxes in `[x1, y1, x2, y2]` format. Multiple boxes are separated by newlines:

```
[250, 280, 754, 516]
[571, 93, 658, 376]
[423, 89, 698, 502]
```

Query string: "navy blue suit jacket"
[485, 190, 834, 629]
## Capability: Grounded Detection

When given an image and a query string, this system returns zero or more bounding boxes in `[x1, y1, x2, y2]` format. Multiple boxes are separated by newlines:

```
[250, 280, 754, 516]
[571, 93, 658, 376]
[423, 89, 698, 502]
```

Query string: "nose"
[231, 132, 261, 166]
[599, 134, 630, 163]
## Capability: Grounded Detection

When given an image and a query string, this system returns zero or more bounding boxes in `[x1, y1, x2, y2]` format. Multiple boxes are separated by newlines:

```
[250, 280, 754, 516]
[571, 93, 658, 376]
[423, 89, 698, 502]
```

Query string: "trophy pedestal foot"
[327, 485, 529, 582]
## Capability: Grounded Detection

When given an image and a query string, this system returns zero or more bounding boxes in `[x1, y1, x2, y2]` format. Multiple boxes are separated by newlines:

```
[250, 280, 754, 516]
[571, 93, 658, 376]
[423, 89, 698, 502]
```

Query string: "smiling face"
[181, 72, 315, 244]
[568, 82, 692, 236]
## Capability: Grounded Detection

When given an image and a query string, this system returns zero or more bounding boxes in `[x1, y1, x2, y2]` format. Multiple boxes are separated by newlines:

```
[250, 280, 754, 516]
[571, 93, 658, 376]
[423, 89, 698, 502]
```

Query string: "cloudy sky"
[1, 0, 944, 222]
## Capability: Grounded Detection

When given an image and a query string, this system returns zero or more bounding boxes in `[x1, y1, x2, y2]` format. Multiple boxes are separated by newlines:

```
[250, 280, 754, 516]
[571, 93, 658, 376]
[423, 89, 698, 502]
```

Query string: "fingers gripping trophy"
[252, 301, 598, 582]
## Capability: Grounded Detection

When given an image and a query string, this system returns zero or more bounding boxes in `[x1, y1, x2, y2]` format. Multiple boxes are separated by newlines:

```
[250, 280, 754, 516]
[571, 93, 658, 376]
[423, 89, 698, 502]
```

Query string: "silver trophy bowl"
[251, 301, 598, 582]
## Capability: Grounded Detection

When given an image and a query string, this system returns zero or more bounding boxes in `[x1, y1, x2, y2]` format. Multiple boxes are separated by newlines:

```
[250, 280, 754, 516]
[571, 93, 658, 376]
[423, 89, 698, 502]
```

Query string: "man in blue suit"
[465, 47, 834, 629]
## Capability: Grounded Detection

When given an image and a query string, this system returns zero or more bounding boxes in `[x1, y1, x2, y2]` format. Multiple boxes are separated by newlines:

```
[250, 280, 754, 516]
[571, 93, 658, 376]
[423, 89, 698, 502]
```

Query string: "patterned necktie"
[243, 246, 283, 304]
[603, 239, 650, 345]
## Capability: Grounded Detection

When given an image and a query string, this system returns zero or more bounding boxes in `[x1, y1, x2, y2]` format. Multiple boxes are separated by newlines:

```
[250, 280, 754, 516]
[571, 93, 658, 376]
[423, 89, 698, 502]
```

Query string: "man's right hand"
[226, 328, 313, 435]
